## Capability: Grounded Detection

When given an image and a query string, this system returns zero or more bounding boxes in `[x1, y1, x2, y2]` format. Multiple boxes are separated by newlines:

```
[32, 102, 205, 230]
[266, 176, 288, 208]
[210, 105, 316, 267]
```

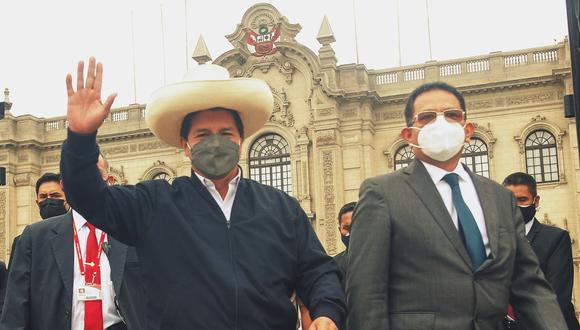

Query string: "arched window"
[394, 145, 415, 170]
[249, 134, 292, 195]
[461, 138, 490, 178]
[525, 130, 559, 183]
[152, 172, 172, 182]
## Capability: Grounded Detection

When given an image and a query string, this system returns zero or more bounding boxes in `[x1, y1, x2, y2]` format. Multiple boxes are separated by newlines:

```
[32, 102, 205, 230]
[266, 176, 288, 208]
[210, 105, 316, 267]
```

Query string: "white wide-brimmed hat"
[145, 64, 273, 148]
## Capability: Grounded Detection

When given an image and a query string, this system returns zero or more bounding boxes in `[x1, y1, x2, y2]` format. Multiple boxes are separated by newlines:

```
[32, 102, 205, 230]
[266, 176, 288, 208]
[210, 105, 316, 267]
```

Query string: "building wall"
[0, 2, 578, 310]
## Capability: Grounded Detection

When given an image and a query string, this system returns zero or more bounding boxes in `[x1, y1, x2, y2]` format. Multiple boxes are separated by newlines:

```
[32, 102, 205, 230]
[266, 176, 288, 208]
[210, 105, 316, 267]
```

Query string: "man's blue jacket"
[60, 130, 345, 330]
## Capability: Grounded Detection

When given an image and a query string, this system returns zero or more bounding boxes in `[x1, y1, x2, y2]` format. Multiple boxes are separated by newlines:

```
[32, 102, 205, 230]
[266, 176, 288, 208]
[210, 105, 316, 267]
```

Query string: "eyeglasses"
[412, 109, 465, 126]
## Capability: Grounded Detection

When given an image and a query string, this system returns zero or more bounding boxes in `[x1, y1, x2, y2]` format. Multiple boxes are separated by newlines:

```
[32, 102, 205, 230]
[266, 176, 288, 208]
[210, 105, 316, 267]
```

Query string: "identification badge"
[77, 284, 102, 301]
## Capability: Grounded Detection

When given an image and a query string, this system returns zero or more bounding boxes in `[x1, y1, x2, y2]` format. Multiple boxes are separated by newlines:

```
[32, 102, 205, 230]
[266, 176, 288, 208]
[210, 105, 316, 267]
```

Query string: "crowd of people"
[0, 57, 578, 330]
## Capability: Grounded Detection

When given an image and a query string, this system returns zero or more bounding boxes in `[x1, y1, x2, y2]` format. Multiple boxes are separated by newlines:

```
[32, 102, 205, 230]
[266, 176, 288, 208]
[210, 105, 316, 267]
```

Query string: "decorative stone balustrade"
[373, 43, 564, 88]
[39, 105, 146, 134]
[112, 110, 129, 122]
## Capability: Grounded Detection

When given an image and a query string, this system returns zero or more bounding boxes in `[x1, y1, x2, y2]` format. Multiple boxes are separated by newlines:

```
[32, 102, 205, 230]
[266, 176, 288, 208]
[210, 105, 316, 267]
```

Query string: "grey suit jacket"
[346, 160, 566, 330]
[0, 211, 145, 330]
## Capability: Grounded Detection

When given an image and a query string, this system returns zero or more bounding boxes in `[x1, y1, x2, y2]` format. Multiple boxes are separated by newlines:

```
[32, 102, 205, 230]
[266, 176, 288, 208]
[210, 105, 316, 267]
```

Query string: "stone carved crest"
[244, 23, 281, 57]
[530, 114, 547, 122]
[226, 3, 302, 52]
[13, 173, 31, 187]
[242, 57, 295, 83]
[316, 130, 336, 146]
[269, 87, 295, 128]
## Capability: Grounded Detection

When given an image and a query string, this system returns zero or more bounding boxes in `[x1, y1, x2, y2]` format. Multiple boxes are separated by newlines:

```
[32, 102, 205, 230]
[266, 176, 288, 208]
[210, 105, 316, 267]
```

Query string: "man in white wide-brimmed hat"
[60, 57, 345, 330]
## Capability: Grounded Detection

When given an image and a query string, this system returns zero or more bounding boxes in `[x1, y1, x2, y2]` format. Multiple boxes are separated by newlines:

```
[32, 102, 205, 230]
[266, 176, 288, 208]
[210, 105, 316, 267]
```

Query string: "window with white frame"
[249, 134, 292, 195]
[525, 130, 559, 183]
[461, 138, 490, 178]
[394, 145, 415, 170]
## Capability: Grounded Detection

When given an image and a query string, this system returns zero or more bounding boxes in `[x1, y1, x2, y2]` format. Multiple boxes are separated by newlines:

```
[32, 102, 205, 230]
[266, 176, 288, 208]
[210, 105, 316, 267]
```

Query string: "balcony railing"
[45, 120, 60, 132]
[40, 106, 145, 132]
[374, 42, 564, 87]
[112, 110, 129, 122]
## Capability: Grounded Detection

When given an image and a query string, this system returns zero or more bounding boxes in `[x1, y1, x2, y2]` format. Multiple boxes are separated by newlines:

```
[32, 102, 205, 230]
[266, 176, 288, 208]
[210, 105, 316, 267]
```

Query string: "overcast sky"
[0, 0, 568, 118]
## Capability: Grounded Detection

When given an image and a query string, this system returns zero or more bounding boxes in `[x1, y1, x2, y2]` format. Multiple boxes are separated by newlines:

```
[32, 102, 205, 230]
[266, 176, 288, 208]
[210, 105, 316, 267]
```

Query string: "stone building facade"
[0, 2, 578, 307]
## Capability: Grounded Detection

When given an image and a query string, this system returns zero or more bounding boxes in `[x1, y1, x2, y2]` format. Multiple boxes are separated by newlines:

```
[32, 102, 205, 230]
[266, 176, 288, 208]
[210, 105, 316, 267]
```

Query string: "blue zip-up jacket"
[60, 130, 346, 330]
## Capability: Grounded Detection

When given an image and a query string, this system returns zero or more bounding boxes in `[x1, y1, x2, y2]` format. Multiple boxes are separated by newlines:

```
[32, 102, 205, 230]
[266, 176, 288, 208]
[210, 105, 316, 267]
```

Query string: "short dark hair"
[35, 172, 61, 195]
[502, 172, 537, 197]
[404, 82, 467, 127]
[180, 108, 245, 140]
[338, 202, 357, 226]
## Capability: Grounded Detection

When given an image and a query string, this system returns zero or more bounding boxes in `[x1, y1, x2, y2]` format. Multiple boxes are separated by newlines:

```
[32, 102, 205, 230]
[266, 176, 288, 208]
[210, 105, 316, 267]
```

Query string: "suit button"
[65, 311, 70, 319]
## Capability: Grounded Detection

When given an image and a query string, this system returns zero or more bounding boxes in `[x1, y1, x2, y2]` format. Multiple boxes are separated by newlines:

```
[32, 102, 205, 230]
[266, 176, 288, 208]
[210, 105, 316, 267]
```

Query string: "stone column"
[312, 102, 342, 255]
[295, 127, 312, 215]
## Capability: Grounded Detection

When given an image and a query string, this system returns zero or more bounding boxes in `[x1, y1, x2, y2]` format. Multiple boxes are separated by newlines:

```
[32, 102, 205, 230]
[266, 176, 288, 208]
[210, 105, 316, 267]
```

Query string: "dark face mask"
[341, 234, 350, 248]
[518, 204, 537, 224]
[39, 198, 68, 219]
[189, 134, 240, 180]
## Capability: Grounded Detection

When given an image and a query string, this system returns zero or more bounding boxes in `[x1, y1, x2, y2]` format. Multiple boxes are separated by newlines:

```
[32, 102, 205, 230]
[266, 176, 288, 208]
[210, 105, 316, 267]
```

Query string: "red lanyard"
[72, 216, 106, 276]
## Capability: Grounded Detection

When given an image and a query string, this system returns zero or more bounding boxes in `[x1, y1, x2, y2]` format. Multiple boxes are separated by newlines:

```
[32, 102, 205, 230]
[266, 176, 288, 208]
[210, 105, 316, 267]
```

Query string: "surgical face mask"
[409, 115, 466, 162]
[188, 134, 240, 180]
[39, 198, 68, 219]
[518, 203, 537, 224]
[341, 232, 350, 248]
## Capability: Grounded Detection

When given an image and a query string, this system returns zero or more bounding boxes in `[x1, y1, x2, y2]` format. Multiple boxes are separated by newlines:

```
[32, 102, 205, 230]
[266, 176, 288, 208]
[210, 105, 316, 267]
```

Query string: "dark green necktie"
[442, 173, 486, 270]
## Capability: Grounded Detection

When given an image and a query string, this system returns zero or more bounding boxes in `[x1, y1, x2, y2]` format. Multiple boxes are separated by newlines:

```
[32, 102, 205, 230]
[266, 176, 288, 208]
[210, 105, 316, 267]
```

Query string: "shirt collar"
[194, 168, 241, 190]
[420, 160, 470, 185]
[72, 209, 87, 230]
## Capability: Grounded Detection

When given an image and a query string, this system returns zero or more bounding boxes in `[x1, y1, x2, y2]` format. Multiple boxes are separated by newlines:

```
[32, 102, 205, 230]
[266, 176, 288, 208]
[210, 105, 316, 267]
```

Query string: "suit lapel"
[468, 170, 499, 271]
[526, 219, 541, 244]
[107, 237, 127, 295]
[403, 160, 472, 268]
[50, 212, 74, 309]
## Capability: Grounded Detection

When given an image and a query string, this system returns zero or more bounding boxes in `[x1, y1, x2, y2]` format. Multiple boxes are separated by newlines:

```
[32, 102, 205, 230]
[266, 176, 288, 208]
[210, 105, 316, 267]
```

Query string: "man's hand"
[66, 57, 117, 134]
[309, 316, 338, 330]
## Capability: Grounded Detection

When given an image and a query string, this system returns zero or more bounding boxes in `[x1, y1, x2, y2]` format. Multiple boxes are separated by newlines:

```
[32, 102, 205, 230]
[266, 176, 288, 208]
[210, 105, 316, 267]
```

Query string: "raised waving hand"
[66, 57, 117, 134]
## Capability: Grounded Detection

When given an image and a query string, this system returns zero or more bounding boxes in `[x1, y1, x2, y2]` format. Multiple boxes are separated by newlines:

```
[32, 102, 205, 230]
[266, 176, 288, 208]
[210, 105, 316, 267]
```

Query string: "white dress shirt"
[525, 218, 535, 236]
[421, 161, 491, 256]
[194, 170, 241, 222]
[71, 210, 122, 330]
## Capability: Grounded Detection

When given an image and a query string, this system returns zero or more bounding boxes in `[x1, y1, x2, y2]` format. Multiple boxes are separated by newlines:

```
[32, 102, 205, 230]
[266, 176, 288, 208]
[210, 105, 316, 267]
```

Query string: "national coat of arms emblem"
[245, 24, 281, 57]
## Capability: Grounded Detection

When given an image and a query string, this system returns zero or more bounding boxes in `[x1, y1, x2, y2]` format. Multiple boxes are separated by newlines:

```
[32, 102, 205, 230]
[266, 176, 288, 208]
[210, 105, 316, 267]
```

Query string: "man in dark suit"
[1, 172, 72, 312]
[0, 261, 6, 315]
[347, 82, 566, 329]
[0, 156, 144, 330]
[8, 172, 71, 265]
[503, 172, 580, 330]
[333, 202, 356, 286]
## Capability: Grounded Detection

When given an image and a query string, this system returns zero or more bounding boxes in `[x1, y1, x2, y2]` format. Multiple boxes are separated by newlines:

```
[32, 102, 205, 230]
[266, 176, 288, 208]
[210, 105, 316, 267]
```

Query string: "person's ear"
[401, 127, 413, 143]
[464, 122, 474, 142]
[534, 195, 540, 208]
[106, 176, 115, 185]
[181, 138, 192, 159]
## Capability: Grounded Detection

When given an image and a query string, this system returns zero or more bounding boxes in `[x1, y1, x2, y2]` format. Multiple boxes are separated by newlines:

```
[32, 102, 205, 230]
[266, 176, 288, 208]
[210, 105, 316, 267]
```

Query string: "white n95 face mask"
[410, 115, 466, 162]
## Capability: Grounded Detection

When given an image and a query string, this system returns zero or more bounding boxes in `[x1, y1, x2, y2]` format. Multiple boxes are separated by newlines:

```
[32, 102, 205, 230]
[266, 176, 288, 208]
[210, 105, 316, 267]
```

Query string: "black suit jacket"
[0, 261, 6, 315]
[0, 236, 19, 313]
[0, 212, 145, 330]
[526, 219, 580, 330]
